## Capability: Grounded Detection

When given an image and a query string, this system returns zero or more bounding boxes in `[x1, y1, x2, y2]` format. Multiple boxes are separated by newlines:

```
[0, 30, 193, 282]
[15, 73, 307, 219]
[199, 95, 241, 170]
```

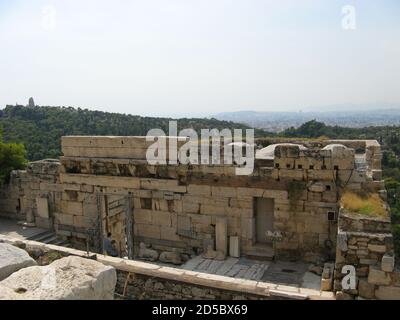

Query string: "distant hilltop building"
[28, 97, 35, 107]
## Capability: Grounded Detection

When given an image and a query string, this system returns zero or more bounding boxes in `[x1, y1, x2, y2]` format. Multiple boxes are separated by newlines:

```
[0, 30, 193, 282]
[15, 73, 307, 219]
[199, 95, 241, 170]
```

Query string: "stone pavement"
[181, 256, 322, 290]
[0, 218, 46, 240]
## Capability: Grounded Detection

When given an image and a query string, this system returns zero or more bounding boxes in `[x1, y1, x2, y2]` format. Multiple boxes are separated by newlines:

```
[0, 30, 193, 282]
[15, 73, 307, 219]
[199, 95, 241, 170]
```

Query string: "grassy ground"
[340, 191, 388, 218]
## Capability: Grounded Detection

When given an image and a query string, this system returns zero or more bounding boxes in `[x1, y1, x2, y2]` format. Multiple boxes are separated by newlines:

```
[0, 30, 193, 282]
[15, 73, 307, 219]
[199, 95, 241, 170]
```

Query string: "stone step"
[244, 246, 274, 261]
[27, 231, 54, 242]
[42, 236, 58, 244]
[27, 231, 71, 248]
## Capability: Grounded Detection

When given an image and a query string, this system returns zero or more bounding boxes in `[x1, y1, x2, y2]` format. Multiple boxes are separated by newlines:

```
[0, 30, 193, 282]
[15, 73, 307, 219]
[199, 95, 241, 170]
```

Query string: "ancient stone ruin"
[0, 136, 398, 299]
[0, 243, 117, 300]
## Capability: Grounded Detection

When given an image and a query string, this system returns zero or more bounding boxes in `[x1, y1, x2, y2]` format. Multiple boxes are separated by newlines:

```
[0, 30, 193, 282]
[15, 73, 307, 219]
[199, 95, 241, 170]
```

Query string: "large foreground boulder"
[0, 243, 37, 281]
[0, 256, 116, 300]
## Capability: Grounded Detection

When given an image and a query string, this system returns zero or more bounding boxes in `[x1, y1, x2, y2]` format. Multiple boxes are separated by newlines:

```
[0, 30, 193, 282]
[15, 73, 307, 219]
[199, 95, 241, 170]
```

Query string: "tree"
[0, 136, 27, 184]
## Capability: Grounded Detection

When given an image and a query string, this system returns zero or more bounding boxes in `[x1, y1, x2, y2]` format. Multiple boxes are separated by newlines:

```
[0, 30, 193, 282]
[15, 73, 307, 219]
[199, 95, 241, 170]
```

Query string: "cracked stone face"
[0, 256, 117, 300]
[0, 243, 37, 281]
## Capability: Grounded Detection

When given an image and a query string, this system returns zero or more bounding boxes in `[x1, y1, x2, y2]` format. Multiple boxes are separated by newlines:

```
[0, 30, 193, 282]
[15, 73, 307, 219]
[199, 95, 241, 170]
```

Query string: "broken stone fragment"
[337, 232, 348, 252]
[321, 278, 332, 291]
[0, 243, 37, 281]
[368, 265, 391, 286]
[202, 245, 226, 261]
[0, 256, 116, 300]
[358, 278, 375, 299]
[335, 291, 354, 300]
[138, 242, 159, 262]
[308, 264, 323, 276]
[308, 182, 326, 193]
[159, 251, 182, 265]
[381, 254, 395, 273]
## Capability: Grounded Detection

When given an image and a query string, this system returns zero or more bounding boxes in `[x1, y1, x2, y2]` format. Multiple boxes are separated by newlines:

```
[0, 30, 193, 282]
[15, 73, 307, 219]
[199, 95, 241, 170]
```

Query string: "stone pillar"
[216, 218, 228, 258]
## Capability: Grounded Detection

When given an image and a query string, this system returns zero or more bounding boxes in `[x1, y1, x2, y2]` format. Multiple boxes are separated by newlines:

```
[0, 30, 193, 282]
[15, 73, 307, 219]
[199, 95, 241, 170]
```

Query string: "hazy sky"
[0, 0, 399, 117]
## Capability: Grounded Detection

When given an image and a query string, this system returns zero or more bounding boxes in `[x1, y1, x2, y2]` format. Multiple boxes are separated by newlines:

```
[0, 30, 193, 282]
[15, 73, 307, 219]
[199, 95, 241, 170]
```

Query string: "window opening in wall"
[140, 198, 152, 210]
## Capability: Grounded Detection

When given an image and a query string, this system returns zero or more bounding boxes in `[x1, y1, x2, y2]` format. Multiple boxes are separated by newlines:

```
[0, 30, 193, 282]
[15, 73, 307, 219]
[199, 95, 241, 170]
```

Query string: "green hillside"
[0, 104, 267, 161]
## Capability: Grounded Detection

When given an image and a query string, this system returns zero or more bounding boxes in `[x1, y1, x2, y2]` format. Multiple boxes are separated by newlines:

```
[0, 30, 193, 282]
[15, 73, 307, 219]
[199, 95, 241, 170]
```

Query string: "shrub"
[0, 140, 27, 184]
[340, 191, 388, 218]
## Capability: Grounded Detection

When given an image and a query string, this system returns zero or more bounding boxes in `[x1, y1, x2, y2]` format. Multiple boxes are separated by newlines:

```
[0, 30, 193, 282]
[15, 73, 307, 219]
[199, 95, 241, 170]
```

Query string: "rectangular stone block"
[241, 218, 255, 240]
[73, 215, 85, 228]
[211, 186, 237, 198]
[160, 226, 180, 241]
[60, 200, 83, 216]
[151, 211, 172, 227]
[187, 184, 211, 196]
[134, 209, 152, 224]
[82, 202, 97, 218]
[56, 213, 73, 225]
[200, 204, 226, 216]
[140, 179, 187, 193]
[226, 207, 253, 218]
[358, 278, 375, 299]
[36, 197, 49, 219]
[63, 183, 82, 191]
[229, 199, 253, 209]
[381, 254, 395, 273]
[216, 217, 228, 256]
[81, 184, 94, 193]
[182, 199, 200, 214]
[39, 183, 63, 192]
[372, 170, 382, 181]
[375, 286, 400, 300]
[278, 169, 304, 180]
[368, 244, 387, 253]
[60, 173, 141, 189]
[177, 215, 192, 232]
[307, 170, 335, 180]
[368, 266, 391, 285]
[229, 236, 240, 258]
[262, 190, 288, 199]
[135, 223, 161, 239]
[237, 188, 264, 198]
[35, 217, 53, 229]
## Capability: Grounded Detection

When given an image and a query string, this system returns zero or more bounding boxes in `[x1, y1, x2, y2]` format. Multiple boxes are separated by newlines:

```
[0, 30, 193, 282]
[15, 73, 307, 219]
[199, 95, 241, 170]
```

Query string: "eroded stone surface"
[0, 243, 37, 281]
[159, 251, 182, 265]
[0, 256, 116, 300]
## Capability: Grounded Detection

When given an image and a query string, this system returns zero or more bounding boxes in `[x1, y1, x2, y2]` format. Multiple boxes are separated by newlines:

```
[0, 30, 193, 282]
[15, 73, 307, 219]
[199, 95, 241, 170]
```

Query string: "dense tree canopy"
[0, 131, 27, 184]
[1, 107, 399, 256]
[0, 105, 268, 161]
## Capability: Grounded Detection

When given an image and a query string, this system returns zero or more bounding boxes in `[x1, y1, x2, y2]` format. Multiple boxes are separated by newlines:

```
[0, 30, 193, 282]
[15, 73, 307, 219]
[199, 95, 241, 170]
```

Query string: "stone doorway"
[95, 193, 134, 259]
[255, 198, 275, 245]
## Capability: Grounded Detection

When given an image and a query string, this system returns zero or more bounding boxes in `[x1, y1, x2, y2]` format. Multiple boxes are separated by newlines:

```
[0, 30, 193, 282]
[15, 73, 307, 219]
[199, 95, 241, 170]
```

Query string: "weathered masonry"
[0, 137, 386, 266]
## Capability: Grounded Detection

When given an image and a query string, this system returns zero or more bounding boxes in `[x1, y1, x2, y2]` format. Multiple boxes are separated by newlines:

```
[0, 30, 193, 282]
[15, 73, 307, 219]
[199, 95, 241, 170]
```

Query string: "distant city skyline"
[0, 0, 399, 117]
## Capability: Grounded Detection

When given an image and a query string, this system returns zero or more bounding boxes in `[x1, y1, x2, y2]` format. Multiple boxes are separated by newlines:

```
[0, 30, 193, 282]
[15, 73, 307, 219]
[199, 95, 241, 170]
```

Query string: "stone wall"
[334, 210, 400, 299]
[116, 271, 268, 300]
[0, 235, 329, 300]
[0, 137, 387, 264]
[58, 141, 345, 262]
[0, 160, 60, 228]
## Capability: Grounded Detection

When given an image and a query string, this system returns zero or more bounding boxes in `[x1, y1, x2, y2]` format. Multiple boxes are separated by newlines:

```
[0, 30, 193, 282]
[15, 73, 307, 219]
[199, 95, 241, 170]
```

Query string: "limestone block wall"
[57, 166, 340, 261]
[0, 235, 330, 300]
[56, 137, 357, 262]
[0, 171, 27, 220]
[0, 137, 386, 264]
[0, 160, 60, 228]
[334, 210, 400, 299]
